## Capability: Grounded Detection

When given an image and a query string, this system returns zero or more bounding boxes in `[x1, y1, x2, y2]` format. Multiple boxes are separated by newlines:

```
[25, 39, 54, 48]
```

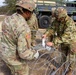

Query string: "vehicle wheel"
[38, 15, 50, 28]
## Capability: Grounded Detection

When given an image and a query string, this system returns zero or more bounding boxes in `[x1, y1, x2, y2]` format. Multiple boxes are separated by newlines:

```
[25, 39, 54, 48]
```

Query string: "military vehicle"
[34, 0, 76, 28]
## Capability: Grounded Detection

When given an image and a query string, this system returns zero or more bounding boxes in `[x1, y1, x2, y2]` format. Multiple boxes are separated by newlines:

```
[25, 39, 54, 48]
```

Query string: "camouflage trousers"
[7, 63, 29, 75]
[2, 58, 29, 75]
[59, 43, 76, 70]
[67, 54, 76, 71]
[59, 43, 69, 63]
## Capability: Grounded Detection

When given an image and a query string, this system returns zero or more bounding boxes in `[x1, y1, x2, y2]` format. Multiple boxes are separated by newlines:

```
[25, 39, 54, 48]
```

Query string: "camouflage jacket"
[45, 16, 76, 47]
[1, 13, 37, 64]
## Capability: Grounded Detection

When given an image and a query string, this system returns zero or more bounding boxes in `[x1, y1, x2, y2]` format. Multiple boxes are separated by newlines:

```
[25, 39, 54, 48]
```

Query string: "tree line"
[0, 0, 17, 15]
[0, 0, 75, 15]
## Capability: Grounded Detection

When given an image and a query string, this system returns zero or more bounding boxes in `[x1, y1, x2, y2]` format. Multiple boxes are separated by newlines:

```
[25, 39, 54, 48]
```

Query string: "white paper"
[42, 38, 46, 47]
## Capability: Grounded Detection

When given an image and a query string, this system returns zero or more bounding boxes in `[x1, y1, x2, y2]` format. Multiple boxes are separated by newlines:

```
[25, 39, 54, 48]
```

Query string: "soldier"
[1, 0, 39, 75]
[48, 7, 56, 42]
[27, 13, 38, 46]
[43, 7, 76, 75]
[50, 7, 56, 24]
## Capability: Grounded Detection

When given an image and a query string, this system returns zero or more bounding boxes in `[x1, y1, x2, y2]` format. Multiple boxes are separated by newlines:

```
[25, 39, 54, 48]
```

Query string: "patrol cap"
[55, 7, 67, 18]
[16, 0, 35, 12]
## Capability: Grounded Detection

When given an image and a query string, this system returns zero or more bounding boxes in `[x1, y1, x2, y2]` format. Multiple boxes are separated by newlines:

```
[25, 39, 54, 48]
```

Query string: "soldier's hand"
[46, 42, 54, 47]
[34, 51, 39, 59]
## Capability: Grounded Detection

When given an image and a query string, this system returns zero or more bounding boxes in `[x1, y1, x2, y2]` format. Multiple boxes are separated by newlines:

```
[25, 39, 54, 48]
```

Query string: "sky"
[0, 0, 5, 6]
[0, 0, 75, 6]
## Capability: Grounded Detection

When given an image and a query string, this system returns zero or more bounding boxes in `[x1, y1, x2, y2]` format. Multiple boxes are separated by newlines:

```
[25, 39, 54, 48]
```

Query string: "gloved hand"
[45, 46, 52, 51]
[34, 51, 39, 59]
[45, 42, 55, 51]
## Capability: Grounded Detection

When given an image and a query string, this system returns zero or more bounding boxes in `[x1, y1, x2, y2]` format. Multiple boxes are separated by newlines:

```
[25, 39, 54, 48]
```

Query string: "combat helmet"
[55, 7, 67, 18]
[16, 0, 35, 12]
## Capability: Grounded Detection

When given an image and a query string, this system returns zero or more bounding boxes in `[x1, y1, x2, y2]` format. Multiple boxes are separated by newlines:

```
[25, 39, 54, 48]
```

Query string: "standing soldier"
[1, 0, 39, 75]
[50, 7, 56, 24]
[43, 7, 76, 75]
[48, 7, 56, 42]
[27, 13, 38, 46]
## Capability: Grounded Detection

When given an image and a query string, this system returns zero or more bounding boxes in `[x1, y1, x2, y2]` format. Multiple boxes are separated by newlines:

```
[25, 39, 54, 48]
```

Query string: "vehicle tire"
[38, 15, 50, 28]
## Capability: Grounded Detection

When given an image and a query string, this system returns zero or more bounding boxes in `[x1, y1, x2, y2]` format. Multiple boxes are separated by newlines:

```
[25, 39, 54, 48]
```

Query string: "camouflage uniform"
[27, 13, 38, 46]
[50, 7, 56, 24]
[48, 8, 56, 42]
[1, 0, 39, 74]
[45, 7, 76, 71]
[1, 13, 39, 75]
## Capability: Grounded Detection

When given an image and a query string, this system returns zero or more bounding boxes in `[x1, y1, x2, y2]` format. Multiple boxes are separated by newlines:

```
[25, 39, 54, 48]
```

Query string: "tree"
[4, 0, 17, 14]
